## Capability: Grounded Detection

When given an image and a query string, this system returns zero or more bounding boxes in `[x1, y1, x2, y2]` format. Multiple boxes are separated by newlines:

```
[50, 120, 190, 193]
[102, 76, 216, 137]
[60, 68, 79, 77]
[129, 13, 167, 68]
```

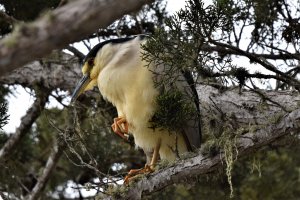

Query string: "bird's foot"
[111, 117, 129, 140]
[124, 164, 154, 184]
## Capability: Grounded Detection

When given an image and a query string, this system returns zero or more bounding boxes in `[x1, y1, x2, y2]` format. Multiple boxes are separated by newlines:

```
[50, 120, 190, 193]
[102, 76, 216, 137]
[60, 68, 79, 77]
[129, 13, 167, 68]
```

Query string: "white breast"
[97, 38, 188, 161]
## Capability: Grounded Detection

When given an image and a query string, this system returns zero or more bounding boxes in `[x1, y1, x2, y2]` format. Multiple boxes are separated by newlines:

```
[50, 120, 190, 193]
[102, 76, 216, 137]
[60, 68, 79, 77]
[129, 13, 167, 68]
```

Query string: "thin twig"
[65, 46, 85, 62]
[208, 39, 300, 89]
[245, 85, 288, 112]
[0, 10, 18, 24]
[25, 141, 65, 200]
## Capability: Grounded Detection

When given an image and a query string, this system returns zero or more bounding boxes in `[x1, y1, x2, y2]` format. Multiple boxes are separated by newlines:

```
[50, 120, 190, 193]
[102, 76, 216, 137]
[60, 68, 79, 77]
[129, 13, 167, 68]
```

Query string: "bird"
[71, 35, 201, 182]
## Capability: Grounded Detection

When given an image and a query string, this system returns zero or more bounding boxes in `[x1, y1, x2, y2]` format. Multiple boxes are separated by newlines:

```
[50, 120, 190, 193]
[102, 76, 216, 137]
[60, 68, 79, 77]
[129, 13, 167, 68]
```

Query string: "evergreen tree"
[0, 0, 299, 199]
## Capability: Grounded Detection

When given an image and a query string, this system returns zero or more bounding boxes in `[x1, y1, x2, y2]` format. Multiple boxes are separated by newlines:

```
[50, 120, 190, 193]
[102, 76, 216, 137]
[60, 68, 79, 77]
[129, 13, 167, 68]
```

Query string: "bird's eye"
[88, 58, 94, 66]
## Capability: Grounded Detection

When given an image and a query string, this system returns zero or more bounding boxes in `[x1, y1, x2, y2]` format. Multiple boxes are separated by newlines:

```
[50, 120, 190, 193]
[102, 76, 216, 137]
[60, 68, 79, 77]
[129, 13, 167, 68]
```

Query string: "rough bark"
[0, 0, 154, 76]
[104, 86, 300, 199]
[0, 52, 81, 92]
[198, 85, 300, 126]
[108, 108, 300, 200]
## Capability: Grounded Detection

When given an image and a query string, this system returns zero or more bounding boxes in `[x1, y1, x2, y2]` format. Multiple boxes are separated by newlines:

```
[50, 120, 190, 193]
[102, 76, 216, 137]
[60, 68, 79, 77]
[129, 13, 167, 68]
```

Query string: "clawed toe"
[124, 165, 154, 184]
[111, 117, 129, 140]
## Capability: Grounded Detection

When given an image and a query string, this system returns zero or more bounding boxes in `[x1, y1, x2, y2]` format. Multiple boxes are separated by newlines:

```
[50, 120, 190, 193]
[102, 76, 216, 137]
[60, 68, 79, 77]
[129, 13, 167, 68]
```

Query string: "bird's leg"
[124, 140, 161, 184]
[148, 140, 161, 168]
[111, 117, 129, 140]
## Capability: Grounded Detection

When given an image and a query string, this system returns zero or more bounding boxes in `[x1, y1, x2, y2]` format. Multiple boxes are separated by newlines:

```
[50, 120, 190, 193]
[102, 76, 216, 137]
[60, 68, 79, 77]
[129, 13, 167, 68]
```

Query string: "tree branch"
[200, 44, 300, 60]
[0, 0, 154, 76]
[102, 84, 300, 199]
[208, 40, 300, 88]
[65, 46, 85, 62]
[0, 52, 81, 92]
[0, 87, 49, 162]
[111, 108, 300, 200]
[0, 11, 18, 25]
[25, 105, 80, 200]
[25, 141, 65, 200]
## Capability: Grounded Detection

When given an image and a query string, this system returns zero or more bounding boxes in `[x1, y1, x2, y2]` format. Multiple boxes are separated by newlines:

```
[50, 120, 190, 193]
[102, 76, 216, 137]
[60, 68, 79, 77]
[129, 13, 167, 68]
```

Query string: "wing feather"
[150, 63, 201, 150]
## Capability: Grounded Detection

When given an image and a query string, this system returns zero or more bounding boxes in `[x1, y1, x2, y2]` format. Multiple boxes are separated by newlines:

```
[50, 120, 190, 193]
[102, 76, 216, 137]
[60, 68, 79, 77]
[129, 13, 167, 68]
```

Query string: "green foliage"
[0, 128, 41, 196]
[1, 0, 300, 199]
[141, 0, 237, 87]
[0, 86, 9, 130]
[0, 102, 9, 130]
[238, 148, 300, 200]
[202, 119, 240, 198]
[230, 67, 249, 87]
[0, 104, 142, 198]
[253, 0, 281, 26]
[150, 89, 196, 132]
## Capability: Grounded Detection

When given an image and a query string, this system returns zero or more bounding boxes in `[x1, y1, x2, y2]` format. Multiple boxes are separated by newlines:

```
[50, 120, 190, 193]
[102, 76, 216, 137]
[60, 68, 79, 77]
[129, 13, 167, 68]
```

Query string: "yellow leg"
[124, 140, 161, 184]
[149, 139, 161, 169]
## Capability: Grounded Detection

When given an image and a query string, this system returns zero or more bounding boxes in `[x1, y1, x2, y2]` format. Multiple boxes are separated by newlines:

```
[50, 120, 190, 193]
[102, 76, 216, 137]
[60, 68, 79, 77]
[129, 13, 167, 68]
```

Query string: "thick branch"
[0, 88, 49, 161]
[0, 0, 154, 76]
[101, 85, 300, 199]
[0, 11, 18, 25]
[0, 52, 81, 92]
[114, 108, 300, 200]
[198, 85, 300, 125]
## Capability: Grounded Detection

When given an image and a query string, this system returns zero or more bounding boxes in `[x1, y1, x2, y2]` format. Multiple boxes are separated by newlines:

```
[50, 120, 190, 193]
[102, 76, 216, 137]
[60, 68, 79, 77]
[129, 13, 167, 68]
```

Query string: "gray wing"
[179, 69, 201, 150]
[151, 64, 201, 151]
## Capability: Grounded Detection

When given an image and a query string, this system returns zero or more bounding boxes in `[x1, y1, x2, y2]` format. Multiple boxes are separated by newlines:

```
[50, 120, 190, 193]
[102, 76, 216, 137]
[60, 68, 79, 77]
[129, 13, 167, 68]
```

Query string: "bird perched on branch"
[71, 35, 201, 182]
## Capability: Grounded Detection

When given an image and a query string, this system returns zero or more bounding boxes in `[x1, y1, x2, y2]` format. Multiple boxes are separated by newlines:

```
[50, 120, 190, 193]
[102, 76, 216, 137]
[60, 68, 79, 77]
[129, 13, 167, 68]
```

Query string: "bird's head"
[71, 35, 148, 102]
[70, 52, 99, 103]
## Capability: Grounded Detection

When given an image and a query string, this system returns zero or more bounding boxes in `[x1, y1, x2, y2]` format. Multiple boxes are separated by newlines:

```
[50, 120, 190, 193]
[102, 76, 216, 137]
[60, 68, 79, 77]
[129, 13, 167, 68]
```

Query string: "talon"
[124, 141, 160, 184]
[111, 117, 129, 140]
[124, 165, 155, 185]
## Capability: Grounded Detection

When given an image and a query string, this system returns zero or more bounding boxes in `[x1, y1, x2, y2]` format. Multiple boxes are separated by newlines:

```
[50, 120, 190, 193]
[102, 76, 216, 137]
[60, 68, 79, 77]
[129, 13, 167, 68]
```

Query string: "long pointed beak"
[71, 74, 91, 102]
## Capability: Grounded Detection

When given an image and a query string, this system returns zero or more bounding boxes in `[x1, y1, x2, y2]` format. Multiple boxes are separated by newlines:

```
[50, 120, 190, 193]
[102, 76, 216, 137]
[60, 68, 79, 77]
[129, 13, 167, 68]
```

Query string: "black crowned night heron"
[71, 35, 201, 182]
